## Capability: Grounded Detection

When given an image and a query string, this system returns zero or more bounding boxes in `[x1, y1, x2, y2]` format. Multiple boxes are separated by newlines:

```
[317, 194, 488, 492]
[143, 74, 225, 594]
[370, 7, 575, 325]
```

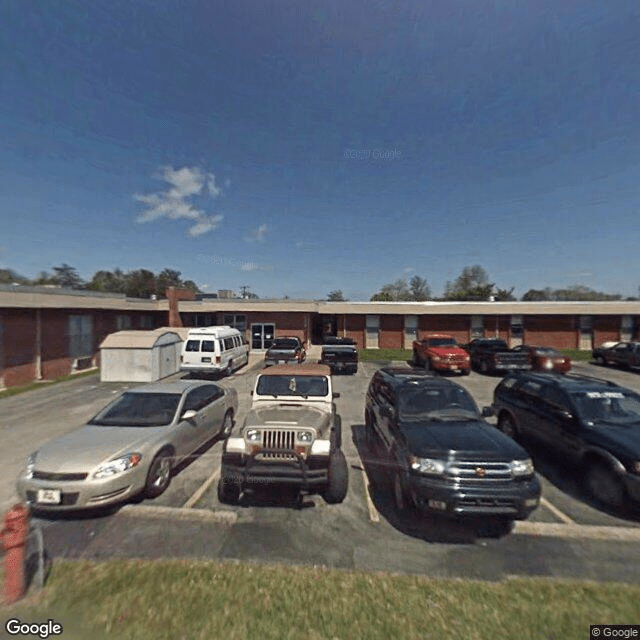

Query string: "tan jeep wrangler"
[218, 364, 348, 505]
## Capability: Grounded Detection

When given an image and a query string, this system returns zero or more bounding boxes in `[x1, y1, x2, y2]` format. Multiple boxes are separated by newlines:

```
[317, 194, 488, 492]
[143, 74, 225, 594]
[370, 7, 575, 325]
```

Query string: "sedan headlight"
[297, 430, 313, 443]
[510, 458, 534, 477]
[410, 456, 447, 476]
[541, 359, 554, 370]
[25, 452, 37, 479]
[93, 453, 142, 479]
[246, 429, 262, 442]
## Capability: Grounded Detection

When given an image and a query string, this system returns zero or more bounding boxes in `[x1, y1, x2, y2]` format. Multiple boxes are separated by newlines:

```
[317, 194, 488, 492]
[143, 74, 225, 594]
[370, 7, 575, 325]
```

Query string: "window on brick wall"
[223, 314, 247, 332]
[139, 316, 154, 329]
[117, 315, 133, 330]
[69, 315, 93, 358]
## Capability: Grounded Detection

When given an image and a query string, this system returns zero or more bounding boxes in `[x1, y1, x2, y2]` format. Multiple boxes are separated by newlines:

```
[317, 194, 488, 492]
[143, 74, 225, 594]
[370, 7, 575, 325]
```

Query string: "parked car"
[17, 380, 238, 511]
[493, 371, 640, 509]
[462, 338, 532, 374]
[412, 333, 470, 375]
[320, 337, 358, 374]
[218, 364, 348, 504]
[511, 344, 571, 373]
[264, 336, 306, 367]
[364, 367, 541, 527]
[592, 341, 640, 370]
[180, 325, 249, 376]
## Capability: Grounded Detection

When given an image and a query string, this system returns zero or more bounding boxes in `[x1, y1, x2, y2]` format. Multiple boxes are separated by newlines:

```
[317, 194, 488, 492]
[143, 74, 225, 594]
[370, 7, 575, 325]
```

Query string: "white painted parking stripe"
[120, 504, 237, 524]
[540, 496, 575, 524]
[514, 521, 640, 541]
[183, 467, 221, 509]
[363, 474, 380, 523]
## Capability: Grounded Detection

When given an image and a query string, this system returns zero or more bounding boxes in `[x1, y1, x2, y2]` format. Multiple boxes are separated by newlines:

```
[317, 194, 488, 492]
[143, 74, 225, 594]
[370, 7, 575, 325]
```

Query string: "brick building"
[1, 284, 639, 388]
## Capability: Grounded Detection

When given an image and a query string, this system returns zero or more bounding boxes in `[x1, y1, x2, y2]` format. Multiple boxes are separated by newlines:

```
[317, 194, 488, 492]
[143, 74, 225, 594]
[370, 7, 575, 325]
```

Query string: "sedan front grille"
[33, 471, 88, 481]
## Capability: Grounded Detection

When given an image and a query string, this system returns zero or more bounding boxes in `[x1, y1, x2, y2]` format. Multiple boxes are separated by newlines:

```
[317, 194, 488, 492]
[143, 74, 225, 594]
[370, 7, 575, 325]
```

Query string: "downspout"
[35, 308, 42, 380]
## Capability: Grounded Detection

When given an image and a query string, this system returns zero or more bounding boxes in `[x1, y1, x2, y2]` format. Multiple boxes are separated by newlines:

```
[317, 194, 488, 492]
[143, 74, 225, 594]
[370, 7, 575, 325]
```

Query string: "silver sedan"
[17, 379, 237, 512]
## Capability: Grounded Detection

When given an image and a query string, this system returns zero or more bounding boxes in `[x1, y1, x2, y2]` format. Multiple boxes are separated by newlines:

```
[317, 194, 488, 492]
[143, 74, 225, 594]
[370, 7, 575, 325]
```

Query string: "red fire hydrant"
[1, 503, 29, 605]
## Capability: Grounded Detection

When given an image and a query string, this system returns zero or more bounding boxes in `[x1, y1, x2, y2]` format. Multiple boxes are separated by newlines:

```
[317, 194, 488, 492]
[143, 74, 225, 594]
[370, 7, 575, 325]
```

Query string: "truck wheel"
[323, 449, 348, 504]
[585, 462, 626, 508]
[480, 360, 488, 374]
[424, 358, 431, 371]
[461, 368, 471, 376]
[412, 350, 420, 366]
[218, 473, 241, 505]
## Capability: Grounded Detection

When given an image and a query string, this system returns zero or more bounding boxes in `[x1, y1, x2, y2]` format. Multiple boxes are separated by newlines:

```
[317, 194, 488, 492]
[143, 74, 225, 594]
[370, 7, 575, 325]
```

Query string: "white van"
[180, 326, 250, 376]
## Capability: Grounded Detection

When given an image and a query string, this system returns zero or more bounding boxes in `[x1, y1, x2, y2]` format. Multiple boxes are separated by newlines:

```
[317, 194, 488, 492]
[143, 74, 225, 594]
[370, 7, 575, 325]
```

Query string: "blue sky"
[1, 0, 639, 300]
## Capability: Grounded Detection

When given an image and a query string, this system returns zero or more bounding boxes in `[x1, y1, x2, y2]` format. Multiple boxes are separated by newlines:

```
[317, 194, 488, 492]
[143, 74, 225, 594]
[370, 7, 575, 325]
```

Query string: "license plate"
[278, 360, 286, 364]
[201, 357, 211, 363]
[37, 489, 61, 504]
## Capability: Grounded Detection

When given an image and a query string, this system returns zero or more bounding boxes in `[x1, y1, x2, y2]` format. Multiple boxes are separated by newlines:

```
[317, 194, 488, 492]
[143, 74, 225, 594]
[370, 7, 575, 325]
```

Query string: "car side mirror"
[482, 406, 495, 418]
[333, 392, 340, 398]
[181, 409, 197, 422]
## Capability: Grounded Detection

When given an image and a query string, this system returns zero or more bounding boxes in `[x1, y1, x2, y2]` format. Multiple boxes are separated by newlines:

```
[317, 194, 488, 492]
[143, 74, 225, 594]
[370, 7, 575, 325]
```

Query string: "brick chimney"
[165, 287, 196, 327]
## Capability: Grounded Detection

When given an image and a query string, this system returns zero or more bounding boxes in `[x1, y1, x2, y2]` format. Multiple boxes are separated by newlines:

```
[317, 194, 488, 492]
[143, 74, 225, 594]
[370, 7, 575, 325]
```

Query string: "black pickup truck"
[320, 337, 358, 374]
[463, 338, 532, 375]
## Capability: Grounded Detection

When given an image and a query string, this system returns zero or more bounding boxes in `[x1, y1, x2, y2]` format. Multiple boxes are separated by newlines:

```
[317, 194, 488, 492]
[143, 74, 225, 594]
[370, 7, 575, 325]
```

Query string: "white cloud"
[135, 165, 224, 236]
[244, 223, 268, 243]
[188, 214, 224, 237]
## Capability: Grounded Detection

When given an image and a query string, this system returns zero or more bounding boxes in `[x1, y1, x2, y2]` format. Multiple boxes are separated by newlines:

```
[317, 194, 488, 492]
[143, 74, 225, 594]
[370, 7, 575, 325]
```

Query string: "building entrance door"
[251, 324, 275, 350]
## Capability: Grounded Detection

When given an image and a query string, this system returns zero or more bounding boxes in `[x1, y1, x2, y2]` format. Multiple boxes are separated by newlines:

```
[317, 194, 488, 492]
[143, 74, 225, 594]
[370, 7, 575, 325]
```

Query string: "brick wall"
[337, 314, 365, 349]
[524, 316, 577, 349]
[379, 315, 403, 349]
[418, 316, 469, 344]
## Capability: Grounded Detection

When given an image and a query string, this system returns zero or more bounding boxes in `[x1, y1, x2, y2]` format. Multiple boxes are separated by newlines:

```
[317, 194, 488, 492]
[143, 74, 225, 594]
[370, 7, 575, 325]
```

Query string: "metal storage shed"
[99, 329, 184, 382]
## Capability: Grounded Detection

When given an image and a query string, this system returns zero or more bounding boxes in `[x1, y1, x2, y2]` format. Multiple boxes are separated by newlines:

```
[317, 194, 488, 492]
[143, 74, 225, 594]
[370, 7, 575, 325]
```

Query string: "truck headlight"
[510, 458, 534, 477]
[93, 453, 142, 479]
[297, 431, 313, 443]
[246, 429, 262, 442]
[410, 456, 447, 476]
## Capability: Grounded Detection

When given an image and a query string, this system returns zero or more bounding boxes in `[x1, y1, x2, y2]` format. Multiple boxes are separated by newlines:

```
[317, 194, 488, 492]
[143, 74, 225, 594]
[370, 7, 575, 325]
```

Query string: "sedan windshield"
[89, 392, 182, 427]
[399, 387, 478, 420]
[572, 391, 640, 425]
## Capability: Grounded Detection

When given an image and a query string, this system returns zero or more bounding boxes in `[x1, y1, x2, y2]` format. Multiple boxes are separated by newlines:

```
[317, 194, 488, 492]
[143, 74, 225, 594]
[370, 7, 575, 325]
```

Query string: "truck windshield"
[256, 375, 328, 397]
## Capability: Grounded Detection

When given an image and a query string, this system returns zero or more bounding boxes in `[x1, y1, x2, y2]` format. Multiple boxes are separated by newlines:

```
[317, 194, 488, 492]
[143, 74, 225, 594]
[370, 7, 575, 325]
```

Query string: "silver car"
[17, 380, 237, 512]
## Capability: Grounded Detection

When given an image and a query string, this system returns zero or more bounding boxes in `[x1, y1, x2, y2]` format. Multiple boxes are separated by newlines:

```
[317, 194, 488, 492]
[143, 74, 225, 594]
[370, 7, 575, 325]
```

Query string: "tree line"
[0, 264, 199, 299]
[327, 265, 633, 302]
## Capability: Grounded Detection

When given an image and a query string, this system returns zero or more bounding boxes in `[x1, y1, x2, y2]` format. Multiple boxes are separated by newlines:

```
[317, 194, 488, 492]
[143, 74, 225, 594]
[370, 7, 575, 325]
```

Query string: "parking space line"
[514, 521, 640, 541]
[540, 496, 575, 524]
[120, 504, 237, 524]
[183, 467, 220, 509]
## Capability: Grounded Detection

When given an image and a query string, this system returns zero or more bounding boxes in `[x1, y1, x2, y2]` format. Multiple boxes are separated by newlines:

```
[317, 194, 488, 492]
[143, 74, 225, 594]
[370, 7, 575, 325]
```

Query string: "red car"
[511, 345, 571, 373]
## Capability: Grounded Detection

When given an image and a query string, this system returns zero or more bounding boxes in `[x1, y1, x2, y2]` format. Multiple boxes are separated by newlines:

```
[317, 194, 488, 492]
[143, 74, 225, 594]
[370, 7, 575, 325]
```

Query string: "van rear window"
[185, 340, 200, 352]
[201, 340, 216, 352]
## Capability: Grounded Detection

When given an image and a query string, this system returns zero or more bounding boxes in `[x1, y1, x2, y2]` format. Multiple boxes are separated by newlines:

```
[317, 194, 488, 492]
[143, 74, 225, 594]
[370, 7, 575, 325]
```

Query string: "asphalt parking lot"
[3, 356, 640, 583]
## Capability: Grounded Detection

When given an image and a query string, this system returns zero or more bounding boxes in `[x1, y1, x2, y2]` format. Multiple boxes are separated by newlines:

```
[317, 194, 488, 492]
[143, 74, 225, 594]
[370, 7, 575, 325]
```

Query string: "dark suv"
[364, 367, 541, 526]
[493, 371, 640, 509]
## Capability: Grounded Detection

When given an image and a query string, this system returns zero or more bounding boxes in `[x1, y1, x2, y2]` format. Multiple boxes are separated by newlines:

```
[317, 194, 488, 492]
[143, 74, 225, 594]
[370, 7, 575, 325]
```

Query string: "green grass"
[2, 559, 638, 640]
[0, 368, 99, 400]
[359, 348, 412, 362]
[560, 348, 593, 363]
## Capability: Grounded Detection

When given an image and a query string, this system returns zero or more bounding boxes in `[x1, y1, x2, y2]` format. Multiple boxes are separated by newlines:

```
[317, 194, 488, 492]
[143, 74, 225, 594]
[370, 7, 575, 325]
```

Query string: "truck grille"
[259, 429, 297, 460]
[448, 461, 512, 481]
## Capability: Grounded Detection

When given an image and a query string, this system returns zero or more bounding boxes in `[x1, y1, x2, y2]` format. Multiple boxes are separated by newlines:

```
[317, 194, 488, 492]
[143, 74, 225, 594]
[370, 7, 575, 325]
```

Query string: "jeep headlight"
[93, 453, 142, 479]
[26, 452, 37, 479]
[510, 458, 534, 477]
[246, 429, 262, 442]
[297, 431, 313, 443]
[410, 456, 447, 476]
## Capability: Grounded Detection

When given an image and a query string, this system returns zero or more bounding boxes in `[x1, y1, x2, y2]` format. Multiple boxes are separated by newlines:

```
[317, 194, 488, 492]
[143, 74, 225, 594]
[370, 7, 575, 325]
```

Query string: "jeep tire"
[323, 449, 349, 504]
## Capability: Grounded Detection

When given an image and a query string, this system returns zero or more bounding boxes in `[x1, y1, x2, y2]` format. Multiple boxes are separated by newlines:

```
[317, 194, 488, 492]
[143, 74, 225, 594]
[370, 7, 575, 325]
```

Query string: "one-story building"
[1, 284, 639, 388]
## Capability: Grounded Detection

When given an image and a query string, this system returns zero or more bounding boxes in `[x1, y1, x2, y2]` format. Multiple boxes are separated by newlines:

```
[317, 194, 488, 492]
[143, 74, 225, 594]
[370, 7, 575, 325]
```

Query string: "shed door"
[404, 315, 418, 349]
[158, 344, 176, 379]
[579, 316, 593, 351]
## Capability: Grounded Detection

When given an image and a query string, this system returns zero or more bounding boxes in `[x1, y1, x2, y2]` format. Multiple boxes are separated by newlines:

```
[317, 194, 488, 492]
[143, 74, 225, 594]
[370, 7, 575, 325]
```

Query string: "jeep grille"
[257, 429, 298, 460]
